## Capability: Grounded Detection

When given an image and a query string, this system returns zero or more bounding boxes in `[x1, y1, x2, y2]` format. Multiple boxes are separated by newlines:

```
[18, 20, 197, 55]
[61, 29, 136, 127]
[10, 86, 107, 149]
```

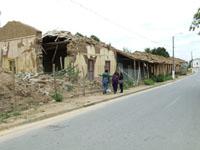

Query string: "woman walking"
[112, 71, 119, 94]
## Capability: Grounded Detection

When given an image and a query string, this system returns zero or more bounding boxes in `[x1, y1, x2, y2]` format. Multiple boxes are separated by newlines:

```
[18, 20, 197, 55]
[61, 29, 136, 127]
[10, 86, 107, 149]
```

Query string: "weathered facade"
[0, 21, 186, 81]
[66, 34, 117, 80]
[0, 21, 42, 73]
[114, 50, 186, 83]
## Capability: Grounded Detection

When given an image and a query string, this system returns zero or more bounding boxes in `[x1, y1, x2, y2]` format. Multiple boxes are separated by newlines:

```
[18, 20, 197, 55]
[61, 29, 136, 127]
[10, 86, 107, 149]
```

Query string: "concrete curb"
[0, 74, 191, 132]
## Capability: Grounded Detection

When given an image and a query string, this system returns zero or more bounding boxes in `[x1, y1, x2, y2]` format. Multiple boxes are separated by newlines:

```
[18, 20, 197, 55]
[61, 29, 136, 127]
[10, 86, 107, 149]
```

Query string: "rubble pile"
[0, 71, 50, 113]
[0, 71, 14, 102]
[0, 68, 102, 114]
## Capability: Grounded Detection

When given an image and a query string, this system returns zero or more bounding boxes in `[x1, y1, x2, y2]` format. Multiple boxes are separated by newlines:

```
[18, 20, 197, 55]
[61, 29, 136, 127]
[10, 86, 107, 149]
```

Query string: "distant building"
[192, 58, 200, 72]
[192, 58, 200, 68]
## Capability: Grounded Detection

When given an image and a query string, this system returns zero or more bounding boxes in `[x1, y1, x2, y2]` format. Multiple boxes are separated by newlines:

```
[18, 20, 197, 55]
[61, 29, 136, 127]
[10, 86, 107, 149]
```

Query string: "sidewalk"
[0, 75, 190, 132]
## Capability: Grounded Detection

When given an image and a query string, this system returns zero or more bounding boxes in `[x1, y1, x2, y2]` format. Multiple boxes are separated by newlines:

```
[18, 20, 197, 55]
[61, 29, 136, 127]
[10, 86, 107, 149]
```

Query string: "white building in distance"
[192, 58, 200, 72]
[192, 58, 200, 68]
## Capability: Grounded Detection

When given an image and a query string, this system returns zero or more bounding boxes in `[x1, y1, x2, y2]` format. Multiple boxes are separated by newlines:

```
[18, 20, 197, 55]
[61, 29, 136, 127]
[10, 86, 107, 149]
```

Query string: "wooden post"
[137, 61, 141, 85]
[147, 63, 149, 79]
[60, 57, 63, 70]
[53, 64, 57, 94]
[82, 66, 86, 96]
[134, 59, 136, 81]
[12, 64, 16, 112]
[143, 62, 145, 79]
[163, 64, 165, 75]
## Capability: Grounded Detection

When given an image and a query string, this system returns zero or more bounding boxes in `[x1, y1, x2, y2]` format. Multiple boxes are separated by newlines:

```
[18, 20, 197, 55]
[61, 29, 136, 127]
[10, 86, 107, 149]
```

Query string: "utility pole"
[172, 36, 175, 80]
[191, 51, 193, 68]
[0, 11, 1, 27]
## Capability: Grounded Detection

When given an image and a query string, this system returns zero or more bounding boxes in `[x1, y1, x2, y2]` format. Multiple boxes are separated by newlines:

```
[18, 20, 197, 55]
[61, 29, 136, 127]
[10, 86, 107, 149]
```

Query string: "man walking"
[102, 69, 110, 94]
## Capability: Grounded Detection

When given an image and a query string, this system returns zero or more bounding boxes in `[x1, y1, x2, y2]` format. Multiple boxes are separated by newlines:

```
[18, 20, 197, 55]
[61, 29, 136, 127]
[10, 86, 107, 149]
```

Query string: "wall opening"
[8, 59, 16, 73]
[42, 35, 69, 73]
[88, 59, 94, 80]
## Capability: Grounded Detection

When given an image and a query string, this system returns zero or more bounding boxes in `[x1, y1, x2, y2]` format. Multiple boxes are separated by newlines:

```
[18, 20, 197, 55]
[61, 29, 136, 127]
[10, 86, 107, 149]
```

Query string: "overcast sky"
[1, 0, 200, 61]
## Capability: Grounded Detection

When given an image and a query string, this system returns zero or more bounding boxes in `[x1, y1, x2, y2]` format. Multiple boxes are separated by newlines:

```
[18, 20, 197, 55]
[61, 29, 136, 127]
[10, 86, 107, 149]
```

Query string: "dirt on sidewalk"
[0, 67, 190, 132]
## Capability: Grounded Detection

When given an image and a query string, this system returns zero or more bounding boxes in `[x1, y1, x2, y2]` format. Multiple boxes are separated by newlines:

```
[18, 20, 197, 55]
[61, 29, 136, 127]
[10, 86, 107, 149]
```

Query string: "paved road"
[1, 73, 200, 150]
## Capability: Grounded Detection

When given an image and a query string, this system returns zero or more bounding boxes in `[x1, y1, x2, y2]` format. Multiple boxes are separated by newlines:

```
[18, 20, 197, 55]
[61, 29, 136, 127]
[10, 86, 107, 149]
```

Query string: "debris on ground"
[0, 67, 102, 117]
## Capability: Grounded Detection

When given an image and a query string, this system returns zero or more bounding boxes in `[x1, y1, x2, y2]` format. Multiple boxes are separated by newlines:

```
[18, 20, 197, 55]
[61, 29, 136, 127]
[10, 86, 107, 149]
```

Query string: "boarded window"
[88, 59, 94, 80]
[9, 60, 16, 73]
[105, 61, 110, 72]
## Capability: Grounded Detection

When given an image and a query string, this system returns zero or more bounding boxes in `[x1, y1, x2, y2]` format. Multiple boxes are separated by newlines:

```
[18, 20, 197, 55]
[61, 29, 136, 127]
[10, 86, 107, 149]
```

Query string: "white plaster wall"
[192, 59, 200, 68]
[74, 52, 87, 77]
[0, 36, 38, 73]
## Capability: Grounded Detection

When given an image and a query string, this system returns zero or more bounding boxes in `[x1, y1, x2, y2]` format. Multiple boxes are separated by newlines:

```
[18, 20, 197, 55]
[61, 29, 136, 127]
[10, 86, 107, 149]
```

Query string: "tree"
[144, 48, 151, 53]
[190, 8, 200, 33]
[75, 32, 84, 37]
[144, 47, 170, 57]
[123, 47, 132, 53]
[90, 35, 100, 42]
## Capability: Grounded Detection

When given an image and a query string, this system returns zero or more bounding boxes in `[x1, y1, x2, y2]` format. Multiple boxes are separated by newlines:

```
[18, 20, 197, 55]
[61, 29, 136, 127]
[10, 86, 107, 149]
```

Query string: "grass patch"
[165, 75, 173, 81]
[0, 111, 21, 123]
[150, 74, 173, 82]
[51, 92, 63, 102]
[144, 79, 155, 85]
[123, 79, 135, 89]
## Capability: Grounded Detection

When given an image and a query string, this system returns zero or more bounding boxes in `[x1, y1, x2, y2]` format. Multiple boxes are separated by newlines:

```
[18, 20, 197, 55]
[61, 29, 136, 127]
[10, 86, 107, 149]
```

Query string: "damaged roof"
[42, 30, 72, 45]
[0, 21, 41, 41]
[132, 51, 171, 64]
[132, 51, 187, 65]
[42, 30, 72, 39]
[42, 30, 186, 65]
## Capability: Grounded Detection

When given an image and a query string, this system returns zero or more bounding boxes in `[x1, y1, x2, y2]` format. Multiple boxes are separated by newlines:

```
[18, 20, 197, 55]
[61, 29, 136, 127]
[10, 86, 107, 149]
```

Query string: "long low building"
[0, 21, 186, 82]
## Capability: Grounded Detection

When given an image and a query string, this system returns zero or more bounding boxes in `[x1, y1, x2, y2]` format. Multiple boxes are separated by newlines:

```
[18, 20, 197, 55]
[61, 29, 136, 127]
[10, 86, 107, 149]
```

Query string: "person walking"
[119, 72, 124, 93]
[102, 69, 110, 94]
[112, 71, 119, 94]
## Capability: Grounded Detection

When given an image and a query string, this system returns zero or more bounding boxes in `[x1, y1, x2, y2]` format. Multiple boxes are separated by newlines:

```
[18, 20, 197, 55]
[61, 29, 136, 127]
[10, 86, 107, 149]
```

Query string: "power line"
[69, 0, 168, 47]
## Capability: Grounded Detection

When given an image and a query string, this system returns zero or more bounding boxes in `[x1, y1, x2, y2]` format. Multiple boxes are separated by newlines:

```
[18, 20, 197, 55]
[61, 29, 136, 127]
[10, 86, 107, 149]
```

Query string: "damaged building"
[41, 31, 71, 73]
[41, 31, 117, 79]
[0, 21, 42, 73]
[66, 33, 117, 80]
[0, 21, 186, 83]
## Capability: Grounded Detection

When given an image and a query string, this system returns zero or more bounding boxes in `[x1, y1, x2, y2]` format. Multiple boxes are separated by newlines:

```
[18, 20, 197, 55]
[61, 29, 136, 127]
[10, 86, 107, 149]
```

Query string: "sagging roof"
[133, 51, 186, 65]
[115, 50, 186, 65]
[42, 30, 72, 45]
[132, 51, 171, 64]
[0, 21, 41, 41]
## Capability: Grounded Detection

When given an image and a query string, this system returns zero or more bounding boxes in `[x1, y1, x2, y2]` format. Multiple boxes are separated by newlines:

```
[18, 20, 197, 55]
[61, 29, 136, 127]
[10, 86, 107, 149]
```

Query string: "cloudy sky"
[1, 0, 200, 61]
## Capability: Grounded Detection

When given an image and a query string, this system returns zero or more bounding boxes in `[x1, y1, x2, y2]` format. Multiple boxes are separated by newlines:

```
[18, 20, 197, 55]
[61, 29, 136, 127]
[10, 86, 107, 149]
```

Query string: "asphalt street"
[0, 72, 200, 150]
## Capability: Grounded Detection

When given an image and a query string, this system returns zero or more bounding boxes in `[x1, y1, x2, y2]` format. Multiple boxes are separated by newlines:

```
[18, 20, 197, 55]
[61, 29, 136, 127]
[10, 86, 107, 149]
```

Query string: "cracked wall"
[0, 35, 42, 73]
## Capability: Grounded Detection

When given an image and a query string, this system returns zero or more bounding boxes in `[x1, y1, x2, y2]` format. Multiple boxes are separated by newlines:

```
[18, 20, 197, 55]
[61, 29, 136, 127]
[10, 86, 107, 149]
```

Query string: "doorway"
[88, 59, 94, 80]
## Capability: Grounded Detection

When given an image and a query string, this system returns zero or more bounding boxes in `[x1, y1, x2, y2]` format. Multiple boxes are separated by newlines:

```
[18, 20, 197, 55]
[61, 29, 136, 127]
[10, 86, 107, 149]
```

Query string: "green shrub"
[150, 74, 172, 82]
[165, 75, 173, 81]
[150, 75, 157, 82]
[90, 35, 100, 42]
[123, 79, 134, 89]
[55, 63, 80, 83]
[156, 74, 165, 82]
[144, 79, 155, 85]
[0, 113, 10, 122]
[51, 92, 63, 102]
